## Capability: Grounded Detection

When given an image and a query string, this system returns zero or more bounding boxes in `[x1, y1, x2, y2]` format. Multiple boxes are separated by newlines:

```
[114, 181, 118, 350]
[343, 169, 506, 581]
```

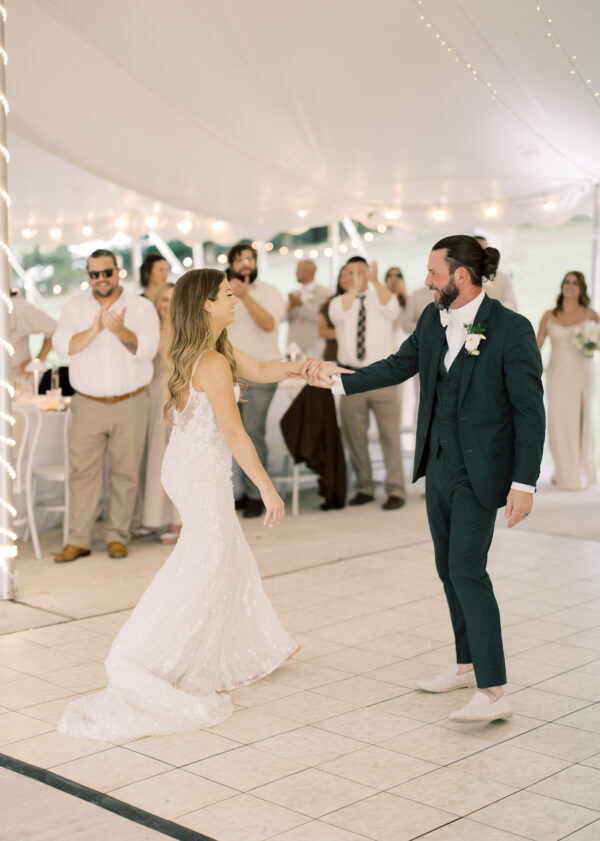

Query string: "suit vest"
[428, 347, 467, 463]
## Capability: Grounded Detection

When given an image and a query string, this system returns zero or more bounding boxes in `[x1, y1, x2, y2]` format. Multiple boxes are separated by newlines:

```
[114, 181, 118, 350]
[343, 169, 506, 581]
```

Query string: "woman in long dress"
[537, 271, 599, 490]
[59, 269, 347, 741]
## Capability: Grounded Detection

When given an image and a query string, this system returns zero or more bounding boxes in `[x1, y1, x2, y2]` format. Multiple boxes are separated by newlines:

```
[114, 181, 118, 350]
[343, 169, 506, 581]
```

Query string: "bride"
[59, 268, 347, 742]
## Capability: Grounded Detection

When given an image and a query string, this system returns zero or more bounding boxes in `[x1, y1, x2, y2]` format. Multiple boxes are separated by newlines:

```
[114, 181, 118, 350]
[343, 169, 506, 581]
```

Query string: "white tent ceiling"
[6, 0, 600, 244]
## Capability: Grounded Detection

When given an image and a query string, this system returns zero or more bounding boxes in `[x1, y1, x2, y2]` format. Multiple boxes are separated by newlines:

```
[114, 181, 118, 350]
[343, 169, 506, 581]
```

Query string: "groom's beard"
[433, 275, 460, 310]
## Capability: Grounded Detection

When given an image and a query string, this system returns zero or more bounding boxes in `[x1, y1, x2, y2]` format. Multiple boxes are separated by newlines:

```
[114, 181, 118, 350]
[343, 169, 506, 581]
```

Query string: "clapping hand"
[100, 306, 126, 335]
[368, 260, 379, 285]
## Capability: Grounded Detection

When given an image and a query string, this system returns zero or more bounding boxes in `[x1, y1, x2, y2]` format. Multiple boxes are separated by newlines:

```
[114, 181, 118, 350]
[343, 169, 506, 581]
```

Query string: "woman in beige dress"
[142, 282, 181, 542]
[537, 271, 599, 490]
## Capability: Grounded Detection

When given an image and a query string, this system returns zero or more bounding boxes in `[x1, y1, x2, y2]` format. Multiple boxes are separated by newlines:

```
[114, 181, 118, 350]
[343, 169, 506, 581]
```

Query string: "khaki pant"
[340, 385, 405, 498]
[68, 391, 150, 548]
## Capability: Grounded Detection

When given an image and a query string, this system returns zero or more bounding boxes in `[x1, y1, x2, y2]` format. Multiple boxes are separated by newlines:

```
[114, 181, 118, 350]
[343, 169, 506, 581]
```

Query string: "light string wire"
[0, 1, 17, 585]
[534, 1, 600, 106]
[410, 0, 600, 181]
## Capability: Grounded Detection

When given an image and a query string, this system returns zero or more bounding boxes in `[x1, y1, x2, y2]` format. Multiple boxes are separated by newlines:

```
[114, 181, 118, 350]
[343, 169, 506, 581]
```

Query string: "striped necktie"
[356, 295, 366, 361]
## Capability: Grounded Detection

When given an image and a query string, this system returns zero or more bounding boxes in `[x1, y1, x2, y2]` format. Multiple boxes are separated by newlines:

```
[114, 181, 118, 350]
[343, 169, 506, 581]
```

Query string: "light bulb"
[49, 227, 62, 241]
[81, 224, 94, 237]
[212, 220, 226, 232]
[144, 215, 159, 229]
[176, 218, 193, 234]
[297, 209, 308, 218]
[484, 205, 498, 218]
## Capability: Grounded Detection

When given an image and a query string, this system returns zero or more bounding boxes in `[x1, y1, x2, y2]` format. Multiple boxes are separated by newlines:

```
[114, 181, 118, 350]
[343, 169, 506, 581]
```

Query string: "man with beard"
[226, 242, 286, 518]
[53, 249, 159, 561]
[300, 236, 545, 723]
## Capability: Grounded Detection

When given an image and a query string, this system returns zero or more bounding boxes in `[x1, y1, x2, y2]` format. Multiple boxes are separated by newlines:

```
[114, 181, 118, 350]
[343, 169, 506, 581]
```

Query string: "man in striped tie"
[329, 257, 406, 509]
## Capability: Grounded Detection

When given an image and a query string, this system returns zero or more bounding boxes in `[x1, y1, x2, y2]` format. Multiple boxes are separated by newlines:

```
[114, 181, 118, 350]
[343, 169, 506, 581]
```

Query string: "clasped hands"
[288, 359, 354, 388]
[93, 305, 127, 336]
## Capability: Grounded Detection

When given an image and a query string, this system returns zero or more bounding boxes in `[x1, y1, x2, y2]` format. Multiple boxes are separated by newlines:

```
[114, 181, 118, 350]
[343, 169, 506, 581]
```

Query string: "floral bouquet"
[573, 321, 600, 358]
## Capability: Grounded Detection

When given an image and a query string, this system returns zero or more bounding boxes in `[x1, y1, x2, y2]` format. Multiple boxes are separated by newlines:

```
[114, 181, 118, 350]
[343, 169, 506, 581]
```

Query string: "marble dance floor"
[1, 478, 600, 841]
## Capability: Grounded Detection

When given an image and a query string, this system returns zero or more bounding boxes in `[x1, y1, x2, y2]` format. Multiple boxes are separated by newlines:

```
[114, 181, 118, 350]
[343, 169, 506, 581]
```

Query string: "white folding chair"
[12, 401, 43, 559]
[31, 408, 71, 549]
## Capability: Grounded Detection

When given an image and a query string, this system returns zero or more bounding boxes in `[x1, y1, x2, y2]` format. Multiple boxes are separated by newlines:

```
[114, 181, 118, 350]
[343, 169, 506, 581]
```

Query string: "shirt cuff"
[511, 481, 535, 494]
[331, 374, 346, 395]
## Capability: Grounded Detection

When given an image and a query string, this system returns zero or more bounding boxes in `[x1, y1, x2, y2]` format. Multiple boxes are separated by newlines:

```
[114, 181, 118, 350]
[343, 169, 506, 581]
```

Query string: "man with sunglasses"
[53, 249, 159, 562]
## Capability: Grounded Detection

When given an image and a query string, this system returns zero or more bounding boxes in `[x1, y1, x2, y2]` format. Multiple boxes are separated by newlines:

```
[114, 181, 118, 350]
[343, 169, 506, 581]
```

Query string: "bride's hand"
[261, 486, 285, 528]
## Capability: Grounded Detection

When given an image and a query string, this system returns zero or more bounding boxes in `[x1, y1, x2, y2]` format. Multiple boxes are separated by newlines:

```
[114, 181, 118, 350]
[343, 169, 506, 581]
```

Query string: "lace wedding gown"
[59, 379, 296, 742]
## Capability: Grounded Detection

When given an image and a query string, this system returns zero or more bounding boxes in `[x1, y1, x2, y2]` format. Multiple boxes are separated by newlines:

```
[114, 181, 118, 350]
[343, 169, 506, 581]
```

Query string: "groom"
[303, 235, 545, 722]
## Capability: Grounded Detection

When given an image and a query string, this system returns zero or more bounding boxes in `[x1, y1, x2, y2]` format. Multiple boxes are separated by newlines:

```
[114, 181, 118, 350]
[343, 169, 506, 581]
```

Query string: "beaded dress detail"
[59, 376, 296, 741]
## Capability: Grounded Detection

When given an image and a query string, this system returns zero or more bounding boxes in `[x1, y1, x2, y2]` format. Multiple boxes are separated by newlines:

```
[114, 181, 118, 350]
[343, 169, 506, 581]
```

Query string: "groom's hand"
[293, 360, 353, 388]
[505, 489, 533, 528]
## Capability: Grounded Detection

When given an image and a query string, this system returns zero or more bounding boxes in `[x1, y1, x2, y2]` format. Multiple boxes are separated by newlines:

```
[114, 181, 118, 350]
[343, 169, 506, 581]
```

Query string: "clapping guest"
[53, 249, 159, 562]
[385, 266, 408, 347]
[139, 282, 182, 543]
[287, 259, 330, 358]
[329, 257, 406, 509]
[226, 242, 287, 518]
[140, 254, 170, 301]
[537, 271, 599, 489]
[318, 266, 351, 361]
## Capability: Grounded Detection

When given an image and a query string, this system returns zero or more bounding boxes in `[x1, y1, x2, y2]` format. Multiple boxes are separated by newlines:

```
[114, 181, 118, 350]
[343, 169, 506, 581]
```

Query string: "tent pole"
[0, 2, 16, 600]
[342, 217, 369, 260]
[130, 212, 143, 287]
[330, 220, 340, 291]
[192, 242, 204, 268]
[591, 182, 600, 311]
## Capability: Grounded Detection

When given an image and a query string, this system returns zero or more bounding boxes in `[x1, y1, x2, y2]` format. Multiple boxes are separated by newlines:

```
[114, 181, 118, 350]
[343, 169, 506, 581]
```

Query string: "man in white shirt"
[474, 236, 518, 311]
[10, 292, 56, 379]
[287, 259, 330, 359]
[226, 242, 287, 518]
[53, 249, 159, 562]
[329, 256, 405, 510]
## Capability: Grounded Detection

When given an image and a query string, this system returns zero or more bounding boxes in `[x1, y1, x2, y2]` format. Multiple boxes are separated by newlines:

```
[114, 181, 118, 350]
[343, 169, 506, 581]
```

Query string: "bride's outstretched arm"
[195, 351, 284, 526]
[233, 347, 350, 383]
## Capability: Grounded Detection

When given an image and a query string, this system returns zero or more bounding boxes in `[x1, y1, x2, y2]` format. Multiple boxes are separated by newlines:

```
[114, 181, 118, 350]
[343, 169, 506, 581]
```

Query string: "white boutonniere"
[464, 323, 487, 356]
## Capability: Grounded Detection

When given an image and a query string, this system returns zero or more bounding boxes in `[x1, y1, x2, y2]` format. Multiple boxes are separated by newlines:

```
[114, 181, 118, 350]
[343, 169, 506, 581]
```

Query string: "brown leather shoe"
[55, 544, 91, 563]
[382, 495, 406, 510]
[349, 493, 374, 506]
[107, 542, 128, 558]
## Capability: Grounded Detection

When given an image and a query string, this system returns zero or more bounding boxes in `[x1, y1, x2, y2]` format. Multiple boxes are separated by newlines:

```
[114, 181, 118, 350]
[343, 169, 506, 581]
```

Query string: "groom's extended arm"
[503, 316, 546, 487]
[340, 327, 420, 395]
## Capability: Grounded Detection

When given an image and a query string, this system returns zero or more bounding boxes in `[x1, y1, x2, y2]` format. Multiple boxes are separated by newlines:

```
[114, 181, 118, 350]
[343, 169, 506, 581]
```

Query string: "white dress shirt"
[10, 296, 57, 372]
[329, 288, 399, 368]
[53, 289, 159, 397]
[227, 279, 286, 361]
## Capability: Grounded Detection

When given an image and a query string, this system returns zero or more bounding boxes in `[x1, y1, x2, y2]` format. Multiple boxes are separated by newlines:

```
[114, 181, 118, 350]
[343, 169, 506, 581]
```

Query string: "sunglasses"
[88, 269, 115, 279]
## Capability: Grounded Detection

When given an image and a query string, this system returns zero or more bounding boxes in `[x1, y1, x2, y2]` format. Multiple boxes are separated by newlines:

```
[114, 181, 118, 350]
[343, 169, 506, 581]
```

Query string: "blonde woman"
[138, 282, 182, 543]
[59, 269, 348, 740]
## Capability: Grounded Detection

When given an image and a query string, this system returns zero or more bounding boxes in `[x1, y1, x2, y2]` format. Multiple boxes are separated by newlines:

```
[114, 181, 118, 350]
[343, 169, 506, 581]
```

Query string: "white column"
[591, 183, 600, 311]
[192, 242, 204, 268]
[0, 3, 16, 600]
[330, 221, 340, 291]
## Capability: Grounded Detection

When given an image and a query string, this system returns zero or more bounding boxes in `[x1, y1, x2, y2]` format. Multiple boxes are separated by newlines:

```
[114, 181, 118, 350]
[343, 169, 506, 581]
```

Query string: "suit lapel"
[458, 293, 494, 407]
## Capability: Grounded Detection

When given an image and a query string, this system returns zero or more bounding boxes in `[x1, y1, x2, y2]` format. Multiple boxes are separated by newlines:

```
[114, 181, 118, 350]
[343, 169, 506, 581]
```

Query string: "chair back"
[12, 402, 43, 495]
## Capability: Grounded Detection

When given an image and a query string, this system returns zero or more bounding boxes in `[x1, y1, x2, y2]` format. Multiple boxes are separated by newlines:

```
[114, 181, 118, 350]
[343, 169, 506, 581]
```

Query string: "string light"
[217, 254, 227, 264]
[279, 246, 289, 255]
[324, 247, 333, 257]
[384, 209, 399, 220]
[294, 249, 304, 258]
[114, 215, 127, 228]
[81, 224, 94, 237]
[143, 215, 158, 229]
[484, 205, 499, 217]
[264, 242, 274, 252]
[176, 218, 193, 234]
[339, 243, 348, 253]
[212, 220, 226, 233]
[535, 2, 600, 105]
[376, 224, 387, 233]
[297, 209, 308, 218]
[309, 249, 319, 259]
[432, 208, 448, 221]
[364, 232, 374, 241]
[49, 227, 62, 241]
[411, 0, 599, 179]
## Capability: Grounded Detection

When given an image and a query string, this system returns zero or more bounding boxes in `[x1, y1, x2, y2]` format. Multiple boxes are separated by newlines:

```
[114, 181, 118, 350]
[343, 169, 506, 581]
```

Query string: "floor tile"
[269, 661, 350, 690]
[470, 789, 599, 841]
[534, 671, 600, 702]
[0, 647, 87, 676]
[185, 744, 306, 791]
[1, 729, 109, 766]
[319, 745, 438, 789]
[228, 679, 298, 707]
[254, 726, 364, 765]
[372, 690, 464, 723]
[269, 821, 370, 841]
[556, 704, 600, 734]
[14, 694, 78, 725]
[517, 643, 597, 668]
[391, 766, 516, 816]
[255, 690, 357, 724]
[0, 710, 55, 745]
[43, 662, 108, 693]
[561, 821, 600, 840]
[409, 818, 527, 839]
[530, 764, 600, 811]
[511, 688, 590, 721]
[52, 745, 172, 792]
[312, 675, 406, 706]
[452, 742, 570, 787]
[510, 722, 600, 761]
[310, 647, 398, 675]
[0, 664, 29, 684]
[210, 708, 299, 743]
[0, 676, 73, 709]
[111, 767, 236, 818]
[252, 767, 376, 818]
[322, 791, 456, 841]
[179, 792, 308, 841]
[17, 623, 101, 647]
[317, 707, 423, 743]
[127, 729, 241, 764]
[381, 725, 487, 765]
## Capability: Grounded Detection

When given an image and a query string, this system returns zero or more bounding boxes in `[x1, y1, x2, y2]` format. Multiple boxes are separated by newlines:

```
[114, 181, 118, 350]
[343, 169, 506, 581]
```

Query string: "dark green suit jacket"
[341, 294, 545, 510]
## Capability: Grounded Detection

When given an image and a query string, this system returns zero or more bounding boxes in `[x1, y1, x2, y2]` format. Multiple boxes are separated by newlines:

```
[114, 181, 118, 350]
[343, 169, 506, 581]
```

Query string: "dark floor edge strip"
[0, 752, 219, 841]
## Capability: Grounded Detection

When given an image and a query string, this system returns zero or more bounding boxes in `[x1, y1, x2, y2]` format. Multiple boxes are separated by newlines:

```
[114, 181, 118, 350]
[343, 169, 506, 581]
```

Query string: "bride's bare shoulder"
[193, 350, 233, 391]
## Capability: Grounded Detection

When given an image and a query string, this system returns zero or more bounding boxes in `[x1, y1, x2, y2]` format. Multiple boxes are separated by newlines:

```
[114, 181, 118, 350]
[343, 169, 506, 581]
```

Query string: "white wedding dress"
[59, 376, 296, 742]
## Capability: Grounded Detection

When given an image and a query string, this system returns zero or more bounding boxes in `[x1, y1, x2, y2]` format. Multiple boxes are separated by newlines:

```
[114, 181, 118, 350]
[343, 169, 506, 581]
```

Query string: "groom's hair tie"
[432, 234, 500, 286]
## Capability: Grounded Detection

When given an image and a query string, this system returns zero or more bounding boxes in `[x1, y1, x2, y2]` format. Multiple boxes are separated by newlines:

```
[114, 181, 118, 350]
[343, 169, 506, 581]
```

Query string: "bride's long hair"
[163, 269, 242, 422]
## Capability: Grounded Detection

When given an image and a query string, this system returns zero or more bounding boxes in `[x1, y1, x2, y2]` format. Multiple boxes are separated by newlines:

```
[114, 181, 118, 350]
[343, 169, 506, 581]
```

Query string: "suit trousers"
[238, 380, 278, 500]
[425, 446, 506, 687]
[339, 386, 405, 498]
[68, 391, 150, 548]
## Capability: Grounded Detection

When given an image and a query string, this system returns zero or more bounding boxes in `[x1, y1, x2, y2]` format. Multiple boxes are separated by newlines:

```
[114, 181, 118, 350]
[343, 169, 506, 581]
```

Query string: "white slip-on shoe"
[417, 665, 477, 693]
[449, 691, 512, 722]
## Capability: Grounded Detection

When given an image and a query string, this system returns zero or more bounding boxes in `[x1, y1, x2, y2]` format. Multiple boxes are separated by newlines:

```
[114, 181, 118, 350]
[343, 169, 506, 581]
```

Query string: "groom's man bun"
[433, 234, 500, 285]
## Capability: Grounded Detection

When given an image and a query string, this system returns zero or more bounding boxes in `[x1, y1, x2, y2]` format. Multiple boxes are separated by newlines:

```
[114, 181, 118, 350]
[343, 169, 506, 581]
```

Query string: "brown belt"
[78, 386, 145, 404]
